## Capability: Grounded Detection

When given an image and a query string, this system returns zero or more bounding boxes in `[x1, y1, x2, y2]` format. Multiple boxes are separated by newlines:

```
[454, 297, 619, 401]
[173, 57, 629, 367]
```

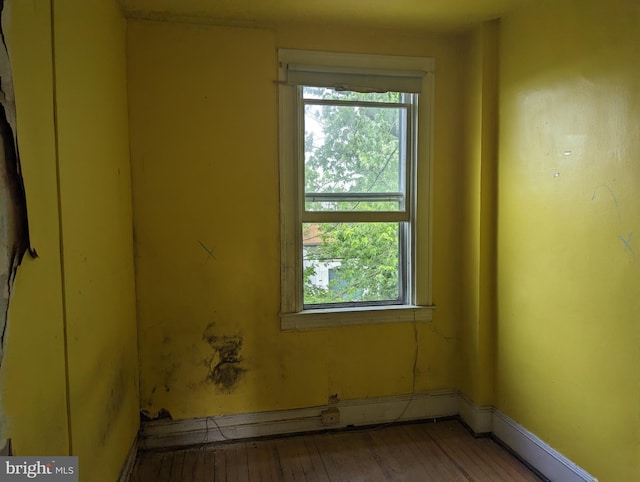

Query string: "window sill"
[280, 304, 435, 330]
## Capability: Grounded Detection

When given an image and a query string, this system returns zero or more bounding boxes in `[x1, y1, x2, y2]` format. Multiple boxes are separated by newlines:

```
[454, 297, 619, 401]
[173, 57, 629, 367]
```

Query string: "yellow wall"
[1, 1, 139, 480]
[497, 0, 640, 480]
[127, 20, 467, 419]
[53, 1, 140, 479]
[1, 0, 69, 455]
[459, 21, 498, 407]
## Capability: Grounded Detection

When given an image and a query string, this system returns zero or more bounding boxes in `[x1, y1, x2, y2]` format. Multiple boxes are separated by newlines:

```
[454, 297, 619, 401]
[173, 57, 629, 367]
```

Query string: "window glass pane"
[304, 103, 403, 194]
[303, 222, 401, 305]
[302, 87, 401, 103]
[303, 91, 407, 213]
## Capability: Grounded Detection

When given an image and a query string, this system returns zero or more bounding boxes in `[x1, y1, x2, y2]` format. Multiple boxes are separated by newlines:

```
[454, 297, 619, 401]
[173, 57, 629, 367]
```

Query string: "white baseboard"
[139, 391, 596, 482]
[139, 389, 459, 450]
[492, 410, 597, 482]
[457, 395, 596, 482]
[458, 394, 492, 434]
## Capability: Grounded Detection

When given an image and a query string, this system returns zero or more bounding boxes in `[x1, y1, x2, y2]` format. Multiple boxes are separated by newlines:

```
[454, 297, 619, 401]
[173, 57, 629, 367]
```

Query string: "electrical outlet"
[320, 407, 340, 425]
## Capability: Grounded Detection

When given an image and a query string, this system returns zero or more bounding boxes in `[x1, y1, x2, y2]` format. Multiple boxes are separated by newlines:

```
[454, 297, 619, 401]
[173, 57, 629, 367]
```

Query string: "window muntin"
[300, 87, 416, 309]
[303, 222, 404, 307]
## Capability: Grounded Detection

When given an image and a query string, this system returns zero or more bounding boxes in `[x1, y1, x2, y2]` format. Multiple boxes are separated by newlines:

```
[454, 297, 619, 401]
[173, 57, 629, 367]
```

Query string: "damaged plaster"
[140, 408, 172, 422]
[0, 0, 35, 365]
[202, 323, 245, 392]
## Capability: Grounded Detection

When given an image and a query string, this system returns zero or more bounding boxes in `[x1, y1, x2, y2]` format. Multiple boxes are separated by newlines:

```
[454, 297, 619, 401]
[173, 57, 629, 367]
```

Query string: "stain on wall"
[98, 355, 129, 447]
[157, 336, 180, 393]
[202, 323, 245, 392]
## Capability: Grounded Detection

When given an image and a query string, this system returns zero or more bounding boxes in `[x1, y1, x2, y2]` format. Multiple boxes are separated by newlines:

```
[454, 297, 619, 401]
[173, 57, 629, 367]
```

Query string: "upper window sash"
[301, 90, 416, 219]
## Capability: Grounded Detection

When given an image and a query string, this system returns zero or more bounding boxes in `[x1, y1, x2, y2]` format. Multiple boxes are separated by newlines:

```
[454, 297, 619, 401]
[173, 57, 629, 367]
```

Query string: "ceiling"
[119, 0, 526, 31]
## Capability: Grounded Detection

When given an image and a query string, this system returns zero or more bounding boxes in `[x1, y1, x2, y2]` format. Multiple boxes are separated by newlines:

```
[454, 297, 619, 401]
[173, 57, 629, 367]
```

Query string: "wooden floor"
[131, 420, 543, 481]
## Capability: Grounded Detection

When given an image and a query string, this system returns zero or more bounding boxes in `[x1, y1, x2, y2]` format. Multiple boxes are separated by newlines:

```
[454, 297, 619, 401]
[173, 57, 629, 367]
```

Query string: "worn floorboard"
[131, 420, 542, 481]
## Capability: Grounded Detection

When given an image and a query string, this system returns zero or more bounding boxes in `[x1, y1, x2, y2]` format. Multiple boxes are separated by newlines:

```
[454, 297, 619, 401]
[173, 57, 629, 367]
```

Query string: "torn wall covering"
[0, 0, 34, 363]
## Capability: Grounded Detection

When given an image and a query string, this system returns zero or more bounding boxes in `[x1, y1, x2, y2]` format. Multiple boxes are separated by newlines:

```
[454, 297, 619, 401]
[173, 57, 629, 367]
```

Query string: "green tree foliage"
[303, 88, 406, 305]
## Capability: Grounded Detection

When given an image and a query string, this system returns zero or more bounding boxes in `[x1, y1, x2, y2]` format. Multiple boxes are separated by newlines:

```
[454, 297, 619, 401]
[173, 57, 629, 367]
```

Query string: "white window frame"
[278, 49, 435, 330]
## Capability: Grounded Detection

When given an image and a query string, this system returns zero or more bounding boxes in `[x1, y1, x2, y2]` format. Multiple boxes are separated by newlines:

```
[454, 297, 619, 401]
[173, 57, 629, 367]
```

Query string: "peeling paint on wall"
[202, 323, 245, 392]
[0, 0, 35, 365]
[140, 408, 173, 422]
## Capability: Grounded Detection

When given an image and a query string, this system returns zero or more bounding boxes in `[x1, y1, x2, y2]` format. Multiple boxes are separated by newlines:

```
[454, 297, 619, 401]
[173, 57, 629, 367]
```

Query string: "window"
[278, 49, 435, 329]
